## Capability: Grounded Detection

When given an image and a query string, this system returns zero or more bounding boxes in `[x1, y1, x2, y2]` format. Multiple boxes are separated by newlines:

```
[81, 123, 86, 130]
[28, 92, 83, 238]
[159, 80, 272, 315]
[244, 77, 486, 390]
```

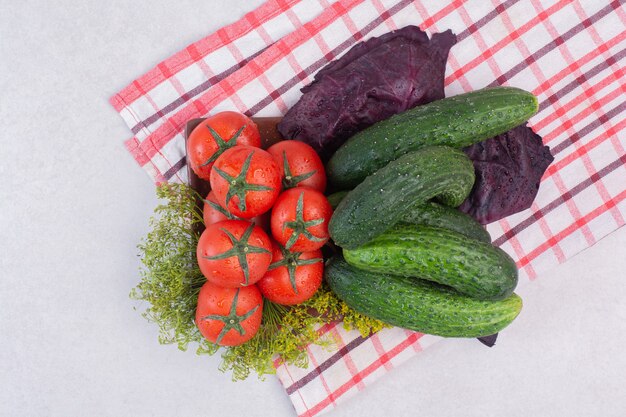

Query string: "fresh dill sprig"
[130, 183, 208, 351]
[131, 183, 388, 381]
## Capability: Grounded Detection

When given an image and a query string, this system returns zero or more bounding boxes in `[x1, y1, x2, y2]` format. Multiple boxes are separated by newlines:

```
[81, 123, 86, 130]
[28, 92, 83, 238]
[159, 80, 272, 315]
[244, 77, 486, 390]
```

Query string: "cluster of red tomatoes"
[187, 112, 332, 346]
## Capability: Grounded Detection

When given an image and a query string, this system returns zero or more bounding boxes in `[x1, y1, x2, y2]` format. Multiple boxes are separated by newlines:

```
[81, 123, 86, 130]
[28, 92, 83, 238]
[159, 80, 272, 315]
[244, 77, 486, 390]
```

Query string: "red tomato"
[210, 146, 281, 219]
[195, 281, 263, 346]
[187, 111, 261, 181]
[203, 190, 232, 225]
[203, 191, 271, 229]
[197, 220, 272, 287]
[271, 187, 332, 252]
[257, 241, 324, 305]
[267, 140, 326, 192]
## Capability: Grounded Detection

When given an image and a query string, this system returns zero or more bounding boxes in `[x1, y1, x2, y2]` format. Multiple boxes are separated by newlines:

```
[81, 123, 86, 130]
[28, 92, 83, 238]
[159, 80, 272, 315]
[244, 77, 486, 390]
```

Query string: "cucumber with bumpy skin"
[329, 192, 491, 243]
[325, 256, 522, 338]
[327, 87, 539, 189]
[343, 224, 518, 301]
[399, 201, 491, 243]
[329, 146, 475, 249]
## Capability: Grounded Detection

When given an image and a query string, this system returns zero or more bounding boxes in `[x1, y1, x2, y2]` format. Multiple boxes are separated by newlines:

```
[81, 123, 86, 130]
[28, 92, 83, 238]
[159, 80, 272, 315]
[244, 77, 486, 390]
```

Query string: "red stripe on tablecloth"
[157, 62, 187, 101]
[369, 332, 394, 371]
[331, 327, 367, 392]
[282, 360, 311, 414]
[246, 9, 276, 47]
[277, 3, 311, 85]
[408, 0, 462, 34]
[516, 189, 626, 269]
[282, 0, 306, 28]
[305, 342, 336, 409]
[495, 0, 566, 118]
[109, 0, 302, 111]
[501, 215, 537, 278]
[300, 332, 423, 417]
[404, 328, 423, 353]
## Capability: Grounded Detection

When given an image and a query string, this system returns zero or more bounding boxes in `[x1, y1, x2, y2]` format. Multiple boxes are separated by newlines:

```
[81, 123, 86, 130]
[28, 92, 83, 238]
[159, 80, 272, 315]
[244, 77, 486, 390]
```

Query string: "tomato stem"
[213, 151, 274, 213]
[202, 222, 270, 285]
[282, 191, 325, 249]
[197, 124, 245, 167]
[281, 150, 316, 189]
[200, 288, 259, 345]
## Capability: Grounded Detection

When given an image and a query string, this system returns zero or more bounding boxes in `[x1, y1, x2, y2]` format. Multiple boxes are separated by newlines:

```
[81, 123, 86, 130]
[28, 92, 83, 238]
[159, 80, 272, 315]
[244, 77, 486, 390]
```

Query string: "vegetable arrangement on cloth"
[132, 26, 553, 380]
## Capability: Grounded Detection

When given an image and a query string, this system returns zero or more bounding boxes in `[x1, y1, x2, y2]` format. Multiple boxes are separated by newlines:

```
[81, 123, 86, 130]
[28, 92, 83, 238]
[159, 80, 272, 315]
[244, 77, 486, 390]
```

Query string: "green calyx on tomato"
[202, 222, 270, 285]
[198, 124, 245, 168]
[212, 151, 274, 213]
[268, 244, 323, 293]
[199, 288, 260, 345]
[281, 150, 317, 190]
[282, 191, 325, 250]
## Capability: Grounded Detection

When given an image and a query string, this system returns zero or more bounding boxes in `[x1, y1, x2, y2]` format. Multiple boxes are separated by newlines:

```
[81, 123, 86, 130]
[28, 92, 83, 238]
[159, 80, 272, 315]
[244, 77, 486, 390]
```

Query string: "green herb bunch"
[131, 183, 387, 381]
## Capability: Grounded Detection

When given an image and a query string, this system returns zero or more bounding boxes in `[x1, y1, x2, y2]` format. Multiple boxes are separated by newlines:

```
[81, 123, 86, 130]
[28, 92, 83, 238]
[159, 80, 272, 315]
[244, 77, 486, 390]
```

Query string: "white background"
[1, 1, 625, 416]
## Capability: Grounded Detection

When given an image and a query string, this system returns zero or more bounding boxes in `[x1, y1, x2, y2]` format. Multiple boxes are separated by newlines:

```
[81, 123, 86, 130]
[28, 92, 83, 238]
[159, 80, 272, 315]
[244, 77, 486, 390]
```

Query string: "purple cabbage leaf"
[278, 25, 457, 159]
[460, 124, 554, 224]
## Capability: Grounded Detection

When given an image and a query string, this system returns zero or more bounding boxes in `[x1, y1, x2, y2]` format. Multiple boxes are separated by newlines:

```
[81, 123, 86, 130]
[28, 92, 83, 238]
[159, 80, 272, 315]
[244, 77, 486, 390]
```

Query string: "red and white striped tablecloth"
[110, 1, 626, 416]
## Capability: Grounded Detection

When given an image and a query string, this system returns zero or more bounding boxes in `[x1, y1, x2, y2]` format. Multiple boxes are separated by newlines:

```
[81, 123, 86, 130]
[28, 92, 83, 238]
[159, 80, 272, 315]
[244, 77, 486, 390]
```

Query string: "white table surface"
[1, 1, 625, 416]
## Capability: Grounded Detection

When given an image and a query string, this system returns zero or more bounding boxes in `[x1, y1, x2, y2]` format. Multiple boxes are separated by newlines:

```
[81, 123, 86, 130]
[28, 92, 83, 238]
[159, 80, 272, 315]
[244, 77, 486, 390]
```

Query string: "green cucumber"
[329, 146, 475, 249]
[327, 87, 538, 189]
[325, 256, 522, 338]
[343, 224, 518, 301]
[328, 192, 490, 243]
[400, 201, 491, 243]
